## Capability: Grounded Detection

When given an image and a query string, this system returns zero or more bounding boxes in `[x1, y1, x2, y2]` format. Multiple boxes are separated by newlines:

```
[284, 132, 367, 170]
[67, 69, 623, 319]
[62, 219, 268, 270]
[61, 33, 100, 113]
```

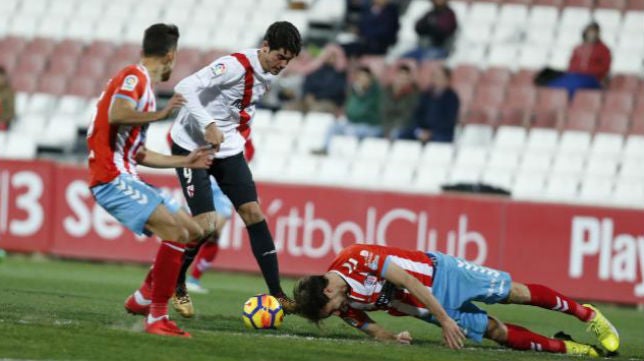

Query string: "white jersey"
[170, 49, 276, 158]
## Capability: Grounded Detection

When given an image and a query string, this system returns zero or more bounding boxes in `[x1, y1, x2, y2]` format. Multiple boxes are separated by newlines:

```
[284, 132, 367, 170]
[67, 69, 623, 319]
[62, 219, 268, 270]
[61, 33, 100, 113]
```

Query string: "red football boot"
[124, 291, 150, 316]
[144, 318, 191, 338]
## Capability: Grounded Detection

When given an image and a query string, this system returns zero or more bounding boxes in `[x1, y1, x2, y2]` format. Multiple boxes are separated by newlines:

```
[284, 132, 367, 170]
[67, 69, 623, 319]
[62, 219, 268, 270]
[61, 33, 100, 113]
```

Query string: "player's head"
[142, 23, 180, 81]
[259, 21, 302, 75]
[293, 274, 349, 323]
[432, 65, 451, 90]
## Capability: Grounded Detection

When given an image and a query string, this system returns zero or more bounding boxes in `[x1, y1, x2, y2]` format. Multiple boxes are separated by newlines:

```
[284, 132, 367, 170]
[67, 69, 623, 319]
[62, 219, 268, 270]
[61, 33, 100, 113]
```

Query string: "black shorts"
[171, 142, 258, 216]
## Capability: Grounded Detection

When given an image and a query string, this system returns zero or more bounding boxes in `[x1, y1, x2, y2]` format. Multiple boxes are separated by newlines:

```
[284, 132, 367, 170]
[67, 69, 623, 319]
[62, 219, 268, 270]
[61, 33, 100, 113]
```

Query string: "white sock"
[147, 314, 168, 324]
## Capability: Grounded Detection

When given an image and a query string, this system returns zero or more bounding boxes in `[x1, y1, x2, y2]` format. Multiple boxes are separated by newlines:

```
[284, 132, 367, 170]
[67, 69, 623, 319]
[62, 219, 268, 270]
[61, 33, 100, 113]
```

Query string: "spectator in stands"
[399, 66, 458, 143]
[286, 44, 348, 114]
[313, 66, 382, 155]
[405, 0, 458, 61]
[568, 22, 612, 83]
[0, 67, 15, 131]
[380, 64, 419, 139]
[343, 0, 400, 56]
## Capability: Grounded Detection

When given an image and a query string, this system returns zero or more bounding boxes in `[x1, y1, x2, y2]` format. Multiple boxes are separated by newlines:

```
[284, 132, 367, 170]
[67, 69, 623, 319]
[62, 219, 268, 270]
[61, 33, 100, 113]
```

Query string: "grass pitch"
[0, 256, 642, 361]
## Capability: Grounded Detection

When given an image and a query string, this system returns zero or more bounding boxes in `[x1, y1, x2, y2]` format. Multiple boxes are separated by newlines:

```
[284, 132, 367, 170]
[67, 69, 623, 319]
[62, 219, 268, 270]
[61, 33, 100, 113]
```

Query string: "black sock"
[247, 220, 283, 296]
[176, 242, 201, 292]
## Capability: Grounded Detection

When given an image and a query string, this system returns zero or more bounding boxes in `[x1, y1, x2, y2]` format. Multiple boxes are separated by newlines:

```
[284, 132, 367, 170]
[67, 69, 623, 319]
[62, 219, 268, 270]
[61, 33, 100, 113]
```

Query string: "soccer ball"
[242, 294, 284, 329]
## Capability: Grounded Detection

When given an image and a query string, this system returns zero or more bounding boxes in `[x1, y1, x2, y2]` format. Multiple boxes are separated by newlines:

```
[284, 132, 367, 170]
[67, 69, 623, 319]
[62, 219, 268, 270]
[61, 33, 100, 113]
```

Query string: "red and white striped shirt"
[87, 64, 156, 187]
[328, 244, 435, 329]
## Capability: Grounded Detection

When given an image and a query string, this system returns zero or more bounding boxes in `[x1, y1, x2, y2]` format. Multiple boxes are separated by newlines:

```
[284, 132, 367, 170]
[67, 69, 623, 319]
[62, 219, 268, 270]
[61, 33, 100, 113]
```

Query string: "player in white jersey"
[167, 22, 302, 316]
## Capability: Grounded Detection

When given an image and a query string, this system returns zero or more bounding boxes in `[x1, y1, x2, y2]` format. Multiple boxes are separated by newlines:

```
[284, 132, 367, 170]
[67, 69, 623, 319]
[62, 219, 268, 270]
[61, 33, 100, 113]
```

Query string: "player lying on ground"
[163, 21, 302, 317]
[294, 244, 619, 357]
[88, 24, 214, 337]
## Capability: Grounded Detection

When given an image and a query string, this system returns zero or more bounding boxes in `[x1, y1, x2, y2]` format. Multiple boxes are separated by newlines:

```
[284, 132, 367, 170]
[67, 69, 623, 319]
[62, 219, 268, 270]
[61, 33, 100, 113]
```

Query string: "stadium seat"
[533, 0, 563, 6]
[297, 112, 335, 153]
[459, 124, 494, 147]
[356, 138, 391, 162]
[85, 41, 116, 59]
[528, 6, 560, 28]
[1, 131, 37, 159]
[612, 53, 643, 74]
[564, 108, 597, 132]
[520, 151, 552, 172]
[597, 0, 626, 10]
[593, 8, 622, 31]
[67, 78, 98, 98]
[468, 2, 499, 24]
[25, 93, 56, 114]
[625, 0, 644, 10]
[381, 163, 416, 189]
[413, 166, 449, 193]
[579, 177, 613, 203]
[589, 132, 624, 158]
[37, 73, 67, 96]
[47, 54, 78, 77]
[498, 3, 529, 25]
[631, 112, 644, 136]
[493, 126, 527, 151]
[348, 161, 382, 187]
[8, 13, 40, 38]
[512, 171, 546, 199]
[262, 133, 295, 156]
[602, 91, 634, 114]
[558, 130, 592, 154]
[15, 53, 47, 74]
[251, 155, 288, 182]
[145, 121, 172, 155]
[52, 39, 84, 58]
[547, 46, 574, 69]
[11, 73, 38, 93]
[39, 114, 78, 150]
[388, 140, 423, 165]
[328, 136, 359, 159]
[596, 111, 630, 135]
[552, 153, 585, 175]
[544, 174, 579, 201]
[510, 69, 538, 87]
[498, 86, 536, 126]
[49, 0, 76, 16]
[23, 37, 56, 57]
[518, 45, 550, 69]
[486, 45, 519, 69]
[487, 150, 520, 169]
[317, 157, 351, 184]
[526, 128, 559, 152]
[452, 65, 480, 87]
[449, 166, 481, 184]
[618, 158, 644, 180]
[419, 143, 455, 167]
[0, 132, 6, 154]
[571, 90, 603, 112]
[531, 88, 568, 129]
[271, 110, 303, 135]
[585, 156, 618, 177]
[613, 180, 644, 206]
[465, 86, 504, 125]
[559, 7, 592, 31]
[481, 167, 514, 190]
[455, 146, 488, 169]
[65, 19, 95, 42]
[15, 92, 30, 115]
[285, 155, 320, 183]
[480, 67, 512, 87]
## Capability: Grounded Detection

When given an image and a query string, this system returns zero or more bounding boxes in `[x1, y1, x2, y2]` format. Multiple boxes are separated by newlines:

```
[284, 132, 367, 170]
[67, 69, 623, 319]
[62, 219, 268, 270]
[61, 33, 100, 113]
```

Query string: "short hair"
[264, 21, 302, 56]
[397, 64, 412, 73]
[357, 65, 373, 77]
[293, 275, 329, 324]
[440, 65, 452, 79]
[142, 23, 179, 57]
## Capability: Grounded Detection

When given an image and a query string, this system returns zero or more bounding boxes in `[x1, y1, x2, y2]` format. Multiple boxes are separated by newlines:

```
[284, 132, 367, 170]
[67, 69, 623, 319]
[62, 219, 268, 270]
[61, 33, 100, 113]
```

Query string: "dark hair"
[142, 23, 179, 57]
[293, 275, 329, 324]
[264, 21, 302, 56]
[357, 65, 373, 77]
[440, 65, 452, 79]
[397, 64, 412, 73]
[0, 66, 5, 75]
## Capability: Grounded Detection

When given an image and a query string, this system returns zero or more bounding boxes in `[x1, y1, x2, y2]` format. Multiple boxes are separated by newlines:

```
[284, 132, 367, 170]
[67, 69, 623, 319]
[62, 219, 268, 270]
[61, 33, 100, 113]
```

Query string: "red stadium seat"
[602, 91, 634, 114]
[416, 60, 443, 90]
[596, 111, 630, 135]
[571, 89, 602, 112]
[480, 67, 511, 87]
[52, 39, 85, 58]
[0, 52, 17, 73]
[85, 41, 116, 59]
[47, 55, 79, 77]
[452, 65, 480, 87]
[533, 0, 563, 7]
[380, 59, 418, 85]
[564, 108, 597, 132]
[609, 74, 642, 92]
[38, 73, 68, 96]
[11, 73, 38, 93]
[630, 111, 644, 135]
[23, 37, 56, 57]
[200, 49, 230, 67]
[530, 88, 568, 129]
[596, 0, 626, 10]
[77, 58, 107, 80]
[113, 44, 141, 64]
[510, 69, 537, 87]
[67, 77, 98, 98]
[465, 85, 505, 125]
[15, 54, 47, 74]
[499, 86, 536, 126]
[0, 36, 27, 55]
[626, 0, 644, 10]
[563, 0, 593, 8]
[504, 0, 534, 4]
[177, 48, 202, 68]
[453, 83, 474, 121]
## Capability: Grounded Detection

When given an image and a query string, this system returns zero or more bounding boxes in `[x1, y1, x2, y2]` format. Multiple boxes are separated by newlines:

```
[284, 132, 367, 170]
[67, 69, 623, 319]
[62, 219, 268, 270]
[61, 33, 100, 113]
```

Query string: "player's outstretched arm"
[383, 262, 466, 349]
[108, 93, 185, 126]
[362, 323, 413, 345]
[137, 146, 213, 169]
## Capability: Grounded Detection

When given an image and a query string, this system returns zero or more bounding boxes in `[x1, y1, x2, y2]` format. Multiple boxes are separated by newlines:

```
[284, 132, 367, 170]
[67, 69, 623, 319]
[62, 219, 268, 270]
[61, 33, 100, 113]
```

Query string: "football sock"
[176, 241, 200, 292]
[150, 241, 185, 320]
[526, 284, 594, 322]
[247, 220, 283, 296]
[191, 241, 219, 280]
[138, 267, 153, 300]
[505, 323, 566, 353]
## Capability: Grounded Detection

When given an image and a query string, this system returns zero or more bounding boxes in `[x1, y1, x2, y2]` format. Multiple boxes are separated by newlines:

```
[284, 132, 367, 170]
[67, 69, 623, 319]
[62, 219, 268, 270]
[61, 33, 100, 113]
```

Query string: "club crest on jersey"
[121, 75, 138, 91]
[186, 184, 195, 198]
[211, 63, 226, 76]
[365, 275, 378, 287]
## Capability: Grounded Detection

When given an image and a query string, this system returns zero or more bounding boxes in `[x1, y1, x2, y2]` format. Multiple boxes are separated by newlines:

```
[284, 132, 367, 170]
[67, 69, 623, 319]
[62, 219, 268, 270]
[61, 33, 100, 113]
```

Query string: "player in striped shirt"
[87, 24, 213, 338]
[294, 244, 619, 357]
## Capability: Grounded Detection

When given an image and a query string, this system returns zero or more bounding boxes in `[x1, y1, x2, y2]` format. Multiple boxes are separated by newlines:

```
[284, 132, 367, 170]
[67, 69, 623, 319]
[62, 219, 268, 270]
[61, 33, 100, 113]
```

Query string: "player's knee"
[195, 212, 217, 237]
[485, 316, 508, 344]
[237, 202, 264, 225]
[507, 282, 531, 304]
[175, 226, 191, 244]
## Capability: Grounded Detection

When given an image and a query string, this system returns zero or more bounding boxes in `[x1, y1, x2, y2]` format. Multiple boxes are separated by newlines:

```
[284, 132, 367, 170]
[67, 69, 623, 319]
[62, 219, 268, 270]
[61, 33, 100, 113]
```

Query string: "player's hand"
[440, 318, 466, 350]
[204, 123, 224, 152]
[395, 331, 412, 345]
[159, 93, 186, 119]
[184, 146, 214, 169]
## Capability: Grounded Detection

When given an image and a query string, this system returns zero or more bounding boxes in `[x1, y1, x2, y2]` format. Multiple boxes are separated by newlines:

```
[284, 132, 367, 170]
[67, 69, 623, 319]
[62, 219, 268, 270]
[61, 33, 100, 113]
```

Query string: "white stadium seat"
[623, 135, 644, 161]
[56, 96, 87, 115]
[558, 131, 592, 155]
[459, 124, 494, 147]
[262, 133, 295, 156]
[348, 161, 382, 187]
[356, 138, 390, 162]
[551, 154, 585, 176]
[328, 136, 359, 159]
[544, 174, 579, 202]
[590, 133, 623, 158]
[487, 45, 519, 68]
[285, 155, 320, 183]
[252, 109, 273, 134]
[512, 171, 546, 199]
[413, 167, 448, 193]
[8, 13, 40, 38]
[498, 4, 528, 26]
[381, 163, 416, 189]
[449, 166, 481, 184]
[14, 114, 48, 139]
[251, 155, 288, 182]
[1, 132, 37, 159]
[619, 159, 644, 181]
[419, 143, 454, 167]
[272, 110, 304, 135]
[302, 112, 335, 136]
[585, 157, 618, 178]
[454, 147, 488, 169]
[37, 16, 67, 40]
[579, 177, 613, 203]
[520, 152, 552, 173]
[39, 115, 77, 150]
[0, 132, 6, 155]
[613, 180, 644, 206]
[482, 168, 513, 190]
[593, 9, 622, 32]
[144, 121, 173, 155]
[487, 151, 519, 170]
[528, 6, 559, 28]
[468, 2, 499, 25]
[388, 140, 423, 165]
[20, 0, 49, 15]
[559, 7, 592, 32]
[493, 126, 527, 151]
[526, 25, 555, 46]
[318, 158, 351, 184]
[622, 11, 644, 33]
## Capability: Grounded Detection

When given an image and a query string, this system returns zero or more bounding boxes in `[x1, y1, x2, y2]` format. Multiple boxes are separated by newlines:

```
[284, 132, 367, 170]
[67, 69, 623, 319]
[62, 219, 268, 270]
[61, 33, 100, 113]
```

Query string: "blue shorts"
[420, 252, 512, 342]
[91, 174, 181, 236]
[211, 177, 233, 219]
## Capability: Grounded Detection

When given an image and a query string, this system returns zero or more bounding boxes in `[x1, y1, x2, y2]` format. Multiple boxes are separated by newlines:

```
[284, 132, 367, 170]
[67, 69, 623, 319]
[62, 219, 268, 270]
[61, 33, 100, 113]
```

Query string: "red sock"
[191, 242, 219, 280]
[526, 284, 594, 322]
[138, 267, 153, 300]
[505, 323, 566, 353]
[149, 241, 185, 320]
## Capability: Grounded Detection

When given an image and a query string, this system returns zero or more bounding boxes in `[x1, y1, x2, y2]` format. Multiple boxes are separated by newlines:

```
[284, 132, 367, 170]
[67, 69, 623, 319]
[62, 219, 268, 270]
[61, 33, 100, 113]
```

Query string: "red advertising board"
[1, 159, 643, 304]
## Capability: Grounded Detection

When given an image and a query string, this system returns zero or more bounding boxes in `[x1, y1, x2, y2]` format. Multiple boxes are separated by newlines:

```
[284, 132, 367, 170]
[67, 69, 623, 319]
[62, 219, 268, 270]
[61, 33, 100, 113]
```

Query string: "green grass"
[0, 256, 642, 361]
